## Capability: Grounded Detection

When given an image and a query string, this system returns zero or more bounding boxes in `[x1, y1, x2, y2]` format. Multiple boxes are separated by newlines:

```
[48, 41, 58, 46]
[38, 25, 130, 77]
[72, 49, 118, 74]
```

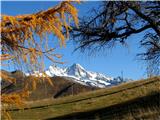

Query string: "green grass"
[2, 76, 160, 119]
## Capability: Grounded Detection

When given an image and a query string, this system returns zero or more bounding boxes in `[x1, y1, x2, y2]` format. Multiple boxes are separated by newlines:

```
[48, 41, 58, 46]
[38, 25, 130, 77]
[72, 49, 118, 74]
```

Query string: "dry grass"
[2, 76, 160, 119]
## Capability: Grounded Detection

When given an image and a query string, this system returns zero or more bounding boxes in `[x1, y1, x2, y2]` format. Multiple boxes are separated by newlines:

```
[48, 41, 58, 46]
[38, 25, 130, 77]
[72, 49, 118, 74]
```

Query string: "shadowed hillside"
[1, 70, 98, 101]
[2, 76, 160, 120]
[27, 76, 98, 100]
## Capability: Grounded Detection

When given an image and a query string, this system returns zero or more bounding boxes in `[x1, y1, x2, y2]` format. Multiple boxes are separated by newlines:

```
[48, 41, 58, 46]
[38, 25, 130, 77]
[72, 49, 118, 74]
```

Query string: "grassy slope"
[3, 76, 160, 119]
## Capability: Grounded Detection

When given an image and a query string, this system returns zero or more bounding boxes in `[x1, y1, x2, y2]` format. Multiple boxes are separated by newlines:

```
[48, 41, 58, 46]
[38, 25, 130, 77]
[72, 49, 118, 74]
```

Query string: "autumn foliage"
[1, 1, 79, 119]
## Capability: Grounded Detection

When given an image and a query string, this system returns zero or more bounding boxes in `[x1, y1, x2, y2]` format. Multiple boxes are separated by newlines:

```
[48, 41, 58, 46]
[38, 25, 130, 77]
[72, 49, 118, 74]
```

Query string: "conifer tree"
[1, 1, 79, 119]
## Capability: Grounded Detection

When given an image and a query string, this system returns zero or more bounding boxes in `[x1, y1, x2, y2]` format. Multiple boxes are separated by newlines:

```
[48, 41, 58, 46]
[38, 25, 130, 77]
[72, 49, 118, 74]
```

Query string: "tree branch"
[129, 5, 160, 35]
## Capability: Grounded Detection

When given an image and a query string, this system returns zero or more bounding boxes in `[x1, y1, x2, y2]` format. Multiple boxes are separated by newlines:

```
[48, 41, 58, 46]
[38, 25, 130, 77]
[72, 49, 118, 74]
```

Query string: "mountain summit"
[66, 63, 92, 79]
[40, 63, 128, 88]
[27, 63, 128, 88]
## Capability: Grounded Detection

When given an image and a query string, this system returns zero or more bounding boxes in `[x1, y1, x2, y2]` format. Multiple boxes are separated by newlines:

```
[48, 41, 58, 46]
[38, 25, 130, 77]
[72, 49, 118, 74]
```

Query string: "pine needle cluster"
[1, 1, 79, 119]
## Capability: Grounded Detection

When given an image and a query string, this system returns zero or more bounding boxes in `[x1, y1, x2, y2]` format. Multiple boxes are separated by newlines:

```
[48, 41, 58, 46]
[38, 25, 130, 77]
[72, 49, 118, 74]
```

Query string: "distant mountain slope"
[1, 70, 25, 94]
[1, 70, 98, 100]
[27, 76, 98, 101]
[3, 77, 160, 120]
[29, 63, 130, 88]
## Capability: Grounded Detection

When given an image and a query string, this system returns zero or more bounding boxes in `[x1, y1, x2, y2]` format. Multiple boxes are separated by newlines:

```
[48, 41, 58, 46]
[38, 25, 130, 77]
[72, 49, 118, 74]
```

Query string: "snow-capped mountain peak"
[46, 65, 66, 76]
[70, 63, 85, 70]
[28, 63, 128, 88]
[66, 63, 88, 78]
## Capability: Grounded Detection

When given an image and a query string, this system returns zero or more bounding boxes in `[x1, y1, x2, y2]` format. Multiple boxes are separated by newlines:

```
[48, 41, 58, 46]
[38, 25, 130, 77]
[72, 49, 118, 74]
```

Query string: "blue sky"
[1, 1, 147, 80]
